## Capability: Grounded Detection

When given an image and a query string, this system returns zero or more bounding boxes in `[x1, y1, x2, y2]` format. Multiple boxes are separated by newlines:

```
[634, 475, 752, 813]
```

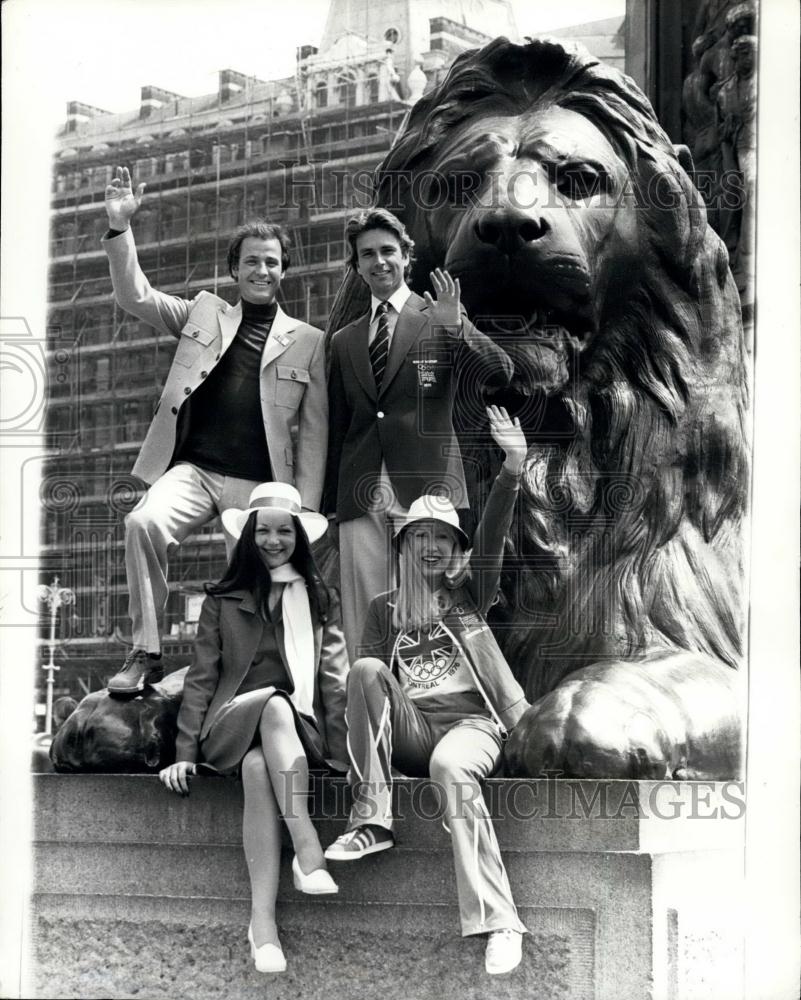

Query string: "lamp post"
[37, 577, 75, 736]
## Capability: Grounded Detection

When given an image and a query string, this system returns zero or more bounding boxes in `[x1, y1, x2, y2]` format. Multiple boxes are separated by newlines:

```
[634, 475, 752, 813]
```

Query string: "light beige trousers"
[338, 465, 408, 661]
[125, 462, 259, 652]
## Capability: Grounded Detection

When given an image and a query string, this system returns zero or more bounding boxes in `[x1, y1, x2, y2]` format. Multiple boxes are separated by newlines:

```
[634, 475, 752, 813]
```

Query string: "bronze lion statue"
[55, 38, 748, 781]
[331, 37, 749, 780]
[50, 669, 186, 773]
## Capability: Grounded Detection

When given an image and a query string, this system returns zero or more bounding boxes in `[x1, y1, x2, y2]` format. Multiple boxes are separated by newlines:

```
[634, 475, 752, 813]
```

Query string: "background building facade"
[39, 0, 638, 710]
[40, 1, 525, 703]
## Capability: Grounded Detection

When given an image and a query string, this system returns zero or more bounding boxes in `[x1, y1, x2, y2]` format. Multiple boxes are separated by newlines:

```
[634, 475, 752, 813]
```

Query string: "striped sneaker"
[324, 825, 394, 861]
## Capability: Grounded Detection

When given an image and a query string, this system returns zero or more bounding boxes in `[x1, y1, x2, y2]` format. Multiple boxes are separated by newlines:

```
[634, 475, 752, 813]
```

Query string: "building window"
[366, 75, 379, 104]
[189, 148, 207, 169]
[314, 81, 328, 109]
[121, 401, 142, 443]
[384, 27, 399, 44]
[165, 152, 180, 174]
[95, 357, 110, 393]
[84, 403, 112, 450]
[336, 72, 358, 108]
[93, 165, 113, 187]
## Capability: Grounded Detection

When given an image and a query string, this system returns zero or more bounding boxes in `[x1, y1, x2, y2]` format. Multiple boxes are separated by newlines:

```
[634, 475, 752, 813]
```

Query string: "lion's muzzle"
[50, 688, 178, 773]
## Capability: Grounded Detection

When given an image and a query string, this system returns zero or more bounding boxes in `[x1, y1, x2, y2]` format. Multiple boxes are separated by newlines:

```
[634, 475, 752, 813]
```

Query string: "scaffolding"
[41, 0, 527, 700]
[44, 63, 407, 680]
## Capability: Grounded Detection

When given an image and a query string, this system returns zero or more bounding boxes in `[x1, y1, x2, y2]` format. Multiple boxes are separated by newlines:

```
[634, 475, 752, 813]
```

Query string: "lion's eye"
[553, 165, 608, 200]
[444, 170, 481, 208]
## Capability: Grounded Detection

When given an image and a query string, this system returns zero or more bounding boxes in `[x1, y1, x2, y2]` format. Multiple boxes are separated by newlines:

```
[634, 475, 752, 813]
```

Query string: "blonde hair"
[392, 523, 471, 632]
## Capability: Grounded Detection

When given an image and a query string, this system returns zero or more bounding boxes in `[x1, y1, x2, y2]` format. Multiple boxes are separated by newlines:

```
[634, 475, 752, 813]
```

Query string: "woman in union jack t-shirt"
[325, 405, 531, 977]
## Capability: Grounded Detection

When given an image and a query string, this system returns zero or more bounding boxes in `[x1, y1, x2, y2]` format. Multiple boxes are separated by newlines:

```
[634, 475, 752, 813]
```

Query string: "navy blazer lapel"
[345, 313, 377, 401]
[380, 294, 428, 395]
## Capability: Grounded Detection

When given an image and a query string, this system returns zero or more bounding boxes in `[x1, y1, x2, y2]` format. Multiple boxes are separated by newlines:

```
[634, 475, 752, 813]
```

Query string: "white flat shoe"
[292, 855, 339, 895]
[485, 928, 523, 975]
[248, 925, 286, 974]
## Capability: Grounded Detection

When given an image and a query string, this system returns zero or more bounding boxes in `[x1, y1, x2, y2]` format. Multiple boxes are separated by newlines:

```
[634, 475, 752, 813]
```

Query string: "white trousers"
[125, 462, 259, 652]
[345, 658, 527, 937]
[338, 464, 409, 661]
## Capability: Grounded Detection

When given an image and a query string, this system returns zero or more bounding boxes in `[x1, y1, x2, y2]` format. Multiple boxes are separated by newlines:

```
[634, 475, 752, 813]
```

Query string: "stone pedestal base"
[28, 775, 745, 1000]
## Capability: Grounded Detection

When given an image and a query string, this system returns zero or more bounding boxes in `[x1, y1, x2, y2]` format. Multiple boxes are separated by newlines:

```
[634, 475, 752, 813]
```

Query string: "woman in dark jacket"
[159, 483, 348, 974]
[325, 406, 530, 976]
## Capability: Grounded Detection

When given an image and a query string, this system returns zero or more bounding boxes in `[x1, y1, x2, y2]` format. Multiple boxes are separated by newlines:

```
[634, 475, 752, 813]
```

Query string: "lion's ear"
[674, 143, 695, 177]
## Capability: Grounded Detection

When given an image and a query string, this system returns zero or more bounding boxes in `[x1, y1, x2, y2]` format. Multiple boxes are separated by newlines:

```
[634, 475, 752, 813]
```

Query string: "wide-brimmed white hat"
[221, 483, 329, 543]
[393, 494, 469, 548]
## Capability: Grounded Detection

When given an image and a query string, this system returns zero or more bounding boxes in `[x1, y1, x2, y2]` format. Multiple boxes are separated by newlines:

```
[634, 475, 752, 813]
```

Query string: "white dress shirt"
[368, 283, 412, 347]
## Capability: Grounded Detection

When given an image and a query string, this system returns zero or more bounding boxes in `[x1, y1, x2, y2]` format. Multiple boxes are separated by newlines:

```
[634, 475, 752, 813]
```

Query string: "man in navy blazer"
[323, 208, 513, 657]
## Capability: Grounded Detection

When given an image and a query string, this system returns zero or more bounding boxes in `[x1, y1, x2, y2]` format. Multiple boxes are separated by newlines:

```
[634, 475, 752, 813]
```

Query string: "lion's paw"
[504, 675, 677, 779]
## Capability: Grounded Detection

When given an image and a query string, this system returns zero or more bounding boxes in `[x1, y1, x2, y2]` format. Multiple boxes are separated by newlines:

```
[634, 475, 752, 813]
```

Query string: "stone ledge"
[28, 775, 746, 1000]
[33, 774, 745, 854]
[32, 841, 656, 907]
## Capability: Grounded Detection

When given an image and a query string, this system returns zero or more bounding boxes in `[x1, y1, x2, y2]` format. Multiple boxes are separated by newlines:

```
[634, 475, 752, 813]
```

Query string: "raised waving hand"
[486, 405, 528, 474]
[104, 165, 146, 230]
[423, 268, 462, 330]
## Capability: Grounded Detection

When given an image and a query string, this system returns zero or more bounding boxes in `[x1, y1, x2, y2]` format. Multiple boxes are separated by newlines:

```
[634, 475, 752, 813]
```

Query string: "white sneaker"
[485, 928, 523, 975]
[324, 825, 394, 861]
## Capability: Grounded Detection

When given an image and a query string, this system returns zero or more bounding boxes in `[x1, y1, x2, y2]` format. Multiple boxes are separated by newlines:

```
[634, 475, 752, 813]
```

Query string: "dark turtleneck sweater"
[175, 298, 276, 480]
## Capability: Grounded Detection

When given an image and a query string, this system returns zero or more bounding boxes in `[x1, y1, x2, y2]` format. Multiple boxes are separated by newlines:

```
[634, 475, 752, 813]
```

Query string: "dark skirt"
[198, 686, 326, 776]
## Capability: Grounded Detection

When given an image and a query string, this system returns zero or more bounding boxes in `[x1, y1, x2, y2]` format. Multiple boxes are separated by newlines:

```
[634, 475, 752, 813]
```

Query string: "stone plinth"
[27, 775, 745, 1000]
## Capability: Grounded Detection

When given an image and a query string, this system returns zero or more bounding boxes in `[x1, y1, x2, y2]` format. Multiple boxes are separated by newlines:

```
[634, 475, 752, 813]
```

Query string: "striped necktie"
[369, 301, 390, 390]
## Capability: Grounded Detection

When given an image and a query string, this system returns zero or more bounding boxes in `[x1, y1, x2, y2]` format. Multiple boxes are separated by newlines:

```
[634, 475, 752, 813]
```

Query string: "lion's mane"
[328, 38, 749, 701]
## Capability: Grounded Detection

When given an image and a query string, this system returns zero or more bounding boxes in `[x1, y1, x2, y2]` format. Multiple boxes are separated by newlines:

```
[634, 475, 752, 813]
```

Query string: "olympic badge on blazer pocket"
[405, 356, 448, 398]
[174, 325, 217, 367]
[274, 364, 310, 408]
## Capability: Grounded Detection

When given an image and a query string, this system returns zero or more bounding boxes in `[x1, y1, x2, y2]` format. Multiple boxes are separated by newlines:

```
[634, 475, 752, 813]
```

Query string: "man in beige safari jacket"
[101, 167, 327, 695]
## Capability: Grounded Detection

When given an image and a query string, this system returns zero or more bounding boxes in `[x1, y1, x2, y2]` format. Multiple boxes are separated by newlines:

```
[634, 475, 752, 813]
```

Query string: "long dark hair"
[206, 512, 330, 620]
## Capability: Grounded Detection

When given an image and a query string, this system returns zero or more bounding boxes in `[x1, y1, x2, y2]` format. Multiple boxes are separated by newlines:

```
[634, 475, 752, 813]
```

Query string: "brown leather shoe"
[107, 649, 163, 696]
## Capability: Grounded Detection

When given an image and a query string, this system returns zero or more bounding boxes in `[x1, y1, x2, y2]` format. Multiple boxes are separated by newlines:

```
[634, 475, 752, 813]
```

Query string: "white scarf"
[270, 564, 315, 719]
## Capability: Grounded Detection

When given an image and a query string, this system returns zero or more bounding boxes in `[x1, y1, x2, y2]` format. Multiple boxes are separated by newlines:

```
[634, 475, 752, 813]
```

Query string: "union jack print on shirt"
[396, 623, 458, 686]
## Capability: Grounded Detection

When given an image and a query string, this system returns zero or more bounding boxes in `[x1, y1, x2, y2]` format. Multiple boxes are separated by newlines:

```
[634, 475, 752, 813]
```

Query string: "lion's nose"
[475, 209, 550, 252]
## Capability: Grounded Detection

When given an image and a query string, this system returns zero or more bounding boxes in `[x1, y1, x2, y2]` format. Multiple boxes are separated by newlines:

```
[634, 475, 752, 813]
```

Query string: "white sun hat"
[221, 482, 329, 543]
[393, 494, 469, 548]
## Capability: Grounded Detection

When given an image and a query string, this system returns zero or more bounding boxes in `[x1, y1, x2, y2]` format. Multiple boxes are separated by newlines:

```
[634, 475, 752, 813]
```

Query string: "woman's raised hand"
[104, 165, 146, 230]
[486, 405, 528, 474]
[159, 760, 196, 797]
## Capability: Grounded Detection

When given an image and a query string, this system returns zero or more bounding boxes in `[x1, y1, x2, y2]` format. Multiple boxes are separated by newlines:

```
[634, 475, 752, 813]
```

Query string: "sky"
[0, 0, 623, 320]
[5, 0, 626, 130]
